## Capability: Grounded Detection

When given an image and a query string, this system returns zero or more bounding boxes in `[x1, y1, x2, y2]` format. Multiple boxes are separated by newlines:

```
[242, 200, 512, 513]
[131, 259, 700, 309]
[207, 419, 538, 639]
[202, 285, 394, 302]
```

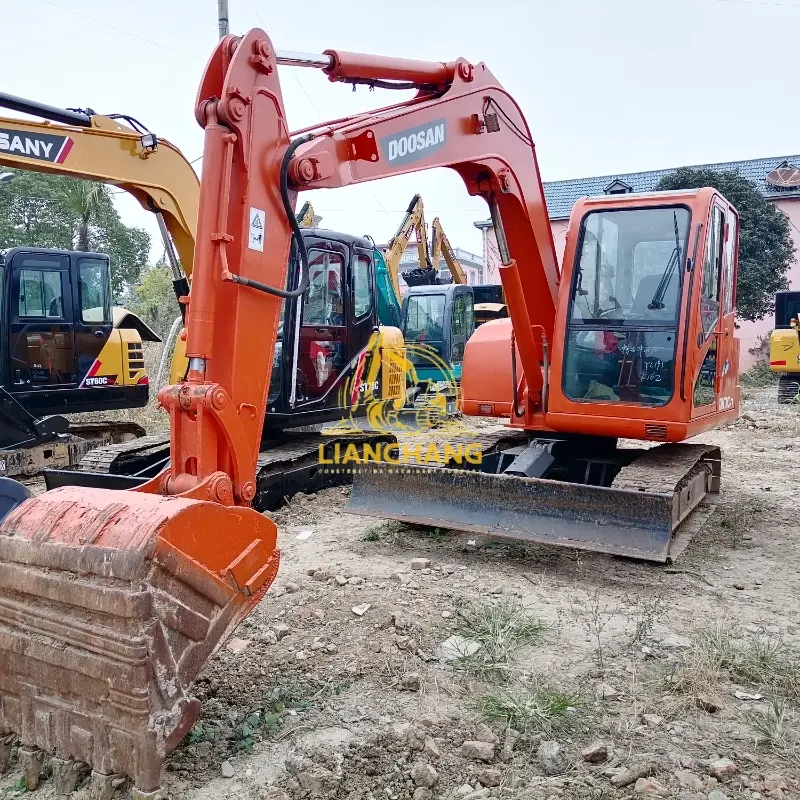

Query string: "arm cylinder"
[0, 92, 91, 127]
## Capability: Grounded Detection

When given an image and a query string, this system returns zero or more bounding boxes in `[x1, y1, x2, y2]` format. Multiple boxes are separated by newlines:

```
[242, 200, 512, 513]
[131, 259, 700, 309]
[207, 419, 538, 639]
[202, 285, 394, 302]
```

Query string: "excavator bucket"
[348, 444, 721, 563]
[0, 485, 278, 794]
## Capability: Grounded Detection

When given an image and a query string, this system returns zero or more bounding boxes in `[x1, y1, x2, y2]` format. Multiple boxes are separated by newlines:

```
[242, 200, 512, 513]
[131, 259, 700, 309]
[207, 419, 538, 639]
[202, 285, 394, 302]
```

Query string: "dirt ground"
[3, 387, 799, 800]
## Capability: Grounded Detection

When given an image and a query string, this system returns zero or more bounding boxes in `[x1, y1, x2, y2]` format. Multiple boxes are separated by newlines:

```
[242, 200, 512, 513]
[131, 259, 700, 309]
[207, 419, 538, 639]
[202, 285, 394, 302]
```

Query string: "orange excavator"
[0, 28, 739, 796]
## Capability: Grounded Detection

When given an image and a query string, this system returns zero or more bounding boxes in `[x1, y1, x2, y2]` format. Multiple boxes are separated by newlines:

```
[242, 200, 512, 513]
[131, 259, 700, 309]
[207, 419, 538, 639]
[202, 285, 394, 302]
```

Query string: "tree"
[655, 168, 795, 322]
[129, 262, 181, 340]
[0, 170, 151, 296]
[60, 180, 107, 251]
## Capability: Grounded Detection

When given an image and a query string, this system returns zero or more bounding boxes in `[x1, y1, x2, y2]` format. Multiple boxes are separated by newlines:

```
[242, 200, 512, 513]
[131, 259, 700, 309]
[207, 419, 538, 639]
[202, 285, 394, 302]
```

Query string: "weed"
[362, 529, 381, 542]
[456, 599, 544, 679]
[188, 724, 214, 744]
[1, 777, 26, 796]
[662, 622, 800, 705]
[415, 525, 445, 540]
[480, 539, 530, 559]
[720, 503, 751, 548]
[734, 635, 800, 698]
[569, 589, 615, 667]
[740, 361, 779, 388]
[748, 698, 790, 750]
[476, 685, 583, 737]
[627, 592, 667, 646]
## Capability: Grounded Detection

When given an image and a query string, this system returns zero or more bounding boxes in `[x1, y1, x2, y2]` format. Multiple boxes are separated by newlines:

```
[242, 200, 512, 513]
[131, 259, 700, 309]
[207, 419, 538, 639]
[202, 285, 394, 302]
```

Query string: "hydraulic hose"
[225, 134, 314, 299]
[155, 315, 183, 393]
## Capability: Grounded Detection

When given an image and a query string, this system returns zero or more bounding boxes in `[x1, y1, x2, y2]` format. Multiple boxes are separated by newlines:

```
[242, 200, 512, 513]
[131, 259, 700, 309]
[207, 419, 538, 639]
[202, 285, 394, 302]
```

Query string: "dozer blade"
[0, 486, 279, 793]
[348, 444, 720, 563]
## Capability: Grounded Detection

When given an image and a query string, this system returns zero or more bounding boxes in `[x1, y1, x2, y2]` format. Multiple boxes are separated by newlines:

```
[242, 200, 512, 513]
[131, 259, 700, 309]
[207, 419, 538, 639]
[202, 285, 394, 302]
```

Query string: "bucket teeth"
[89, 772, 127, 800]
[18, 745, 46, 791]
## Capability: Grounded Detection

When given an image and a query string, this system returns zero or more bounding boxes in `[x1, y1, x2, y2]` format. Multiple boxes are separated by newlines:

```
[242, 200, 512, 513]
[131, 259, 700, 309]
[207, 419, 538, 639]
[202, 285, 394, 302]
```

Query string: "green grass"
[456, 600, 544, 678]
[476, 685, 583, 737]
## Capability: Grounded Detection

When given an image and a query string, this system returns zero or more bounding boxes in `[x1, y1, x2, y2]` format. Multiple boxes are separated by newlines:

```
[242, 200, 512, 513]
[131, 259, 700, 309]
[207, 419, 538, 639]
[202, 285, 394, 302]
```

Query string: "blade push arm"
[0, 108, 199, 278]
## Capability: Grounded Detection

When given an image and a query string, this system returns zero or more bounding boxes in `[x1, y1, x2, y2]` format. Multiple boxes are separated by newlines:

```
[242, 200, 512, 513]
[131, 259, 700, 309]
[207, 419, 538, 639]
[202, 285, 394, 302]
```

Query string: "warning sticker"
[248, 207, 265, 251]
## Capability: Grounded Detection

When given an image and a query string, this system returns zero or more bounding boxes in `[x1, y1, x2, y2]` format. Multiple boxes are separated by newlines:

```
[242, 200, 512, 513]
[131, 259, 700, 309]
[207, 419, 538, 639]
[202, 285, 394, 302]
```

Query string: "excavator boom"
[0, 92, 198, 279]
[431, 217, 467, 284]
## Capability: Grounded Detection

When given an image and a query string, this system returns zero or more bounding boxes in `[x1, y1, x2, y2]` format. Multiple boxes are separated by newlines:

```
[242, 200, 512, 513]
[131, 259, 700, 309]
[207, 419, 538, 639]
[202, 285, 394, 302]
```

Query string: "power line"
[37, 0, 205, 61]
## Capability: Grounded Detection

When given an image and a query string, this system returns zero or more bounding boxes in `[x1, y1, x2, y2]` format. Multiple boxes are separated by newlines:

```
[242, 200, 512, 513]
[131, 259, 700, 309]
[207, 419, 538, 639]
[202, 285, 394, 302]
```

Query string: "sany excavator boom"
[0, 30, 738, 795]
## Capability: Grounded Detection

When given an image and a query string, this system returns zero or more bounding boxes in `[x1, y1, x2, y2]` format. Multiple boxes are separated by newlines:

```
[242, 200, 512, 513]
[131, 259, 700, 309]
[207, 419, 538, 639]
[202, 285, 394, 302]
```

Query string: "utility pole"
[218, 0, 229, 38]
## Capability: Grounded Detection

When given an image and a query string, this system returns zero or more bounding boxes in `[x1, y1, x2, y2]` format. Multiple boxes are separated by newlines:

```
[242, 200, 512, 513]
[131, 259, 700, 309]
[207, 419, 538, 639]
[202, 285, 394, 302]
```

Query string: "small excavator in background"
[380, 194, 474, 393]
[769, 289, 800, 402]
[0, 28, 740, 796]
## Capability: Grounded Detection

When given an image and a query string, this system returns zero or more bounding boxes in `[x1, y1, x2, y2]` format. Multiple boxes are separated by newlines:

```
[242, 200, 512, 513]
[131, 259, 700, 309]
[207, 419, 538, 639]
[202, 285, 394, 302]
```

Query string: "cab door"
[295, 243, 348, 401]
[691, 202, 735, 416]
[71, 255, 113, 386]
[449, 286, 475, 367]
[8, 251, 76, 392]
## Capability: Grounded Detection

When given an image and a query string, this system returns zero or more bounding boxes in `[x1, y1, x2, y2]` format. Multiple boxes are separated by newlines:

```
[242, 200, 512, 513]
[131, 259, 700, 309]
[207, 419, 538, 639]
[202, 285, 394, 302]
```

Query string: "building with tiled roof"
[473, 154, 800, 368]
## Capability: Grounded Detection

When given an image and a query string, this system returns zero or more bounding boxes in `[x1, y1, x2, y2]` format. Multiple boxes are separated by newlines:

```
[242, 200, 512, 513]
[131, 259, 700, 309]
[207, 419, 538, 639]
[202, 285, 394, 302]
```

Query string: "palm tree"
[60, 180, 108, 251]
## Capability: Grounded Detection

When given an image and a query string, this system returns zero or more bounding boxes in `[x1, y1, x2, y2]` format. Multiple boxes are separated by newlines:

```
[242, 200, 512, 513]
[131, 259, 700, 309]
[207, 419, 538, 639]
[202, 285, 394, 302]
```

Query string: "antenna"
[766, 161, 800, 188]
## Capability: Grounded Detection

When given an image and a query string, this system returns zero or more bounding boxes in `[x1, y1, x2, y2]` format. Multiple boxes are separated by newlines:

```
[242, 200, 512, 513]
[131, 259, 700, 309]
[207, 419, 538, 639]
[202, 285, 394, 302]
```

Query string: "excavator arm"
[430, 216, 467, 283]
[0, 93, 199, 283]
[383, 192, 430, 300]
[295, 200, 316, 226]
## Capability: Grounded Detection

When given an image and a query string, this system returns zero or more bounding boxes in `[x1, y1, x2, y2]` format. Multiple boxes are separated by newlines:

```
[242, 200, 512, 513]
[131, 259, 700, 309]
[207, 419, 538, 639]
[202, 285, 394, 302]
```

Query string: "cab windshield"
[403, 293, 446, 363]
[563, 206, 691, 407]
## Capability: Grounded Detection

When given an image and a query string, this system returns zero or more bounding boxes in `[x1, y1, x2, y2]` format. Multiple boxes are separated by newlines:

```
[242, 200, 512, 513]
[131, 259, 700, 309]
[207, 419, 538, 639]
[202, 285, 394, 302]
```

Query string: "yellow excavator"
[0, 92, 198, 477]
[769, 290, 800, 402]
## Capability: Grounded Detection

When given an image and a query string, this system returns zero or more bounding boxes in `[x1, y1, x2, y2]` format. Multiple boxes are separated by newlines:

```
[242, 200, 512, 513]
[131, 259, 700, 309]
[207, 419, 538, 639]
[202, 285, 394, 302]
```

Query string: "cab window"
[19, 262, 64, 318]
[562, 206, 691, 407]
[78, 258, 111, 323]
[700, 206, 724, 340]
[302, 250, 344, 326]
[723, 213, 737, 315]
[352, 253, 372, 319]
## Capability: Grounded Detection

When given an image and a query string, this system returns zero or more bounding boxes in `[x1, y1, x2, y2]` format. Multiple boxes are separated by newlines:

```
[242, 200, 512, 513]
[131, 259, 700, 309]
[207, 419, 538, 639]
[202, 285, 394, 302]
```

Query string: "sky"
[3, 0, 800, 259]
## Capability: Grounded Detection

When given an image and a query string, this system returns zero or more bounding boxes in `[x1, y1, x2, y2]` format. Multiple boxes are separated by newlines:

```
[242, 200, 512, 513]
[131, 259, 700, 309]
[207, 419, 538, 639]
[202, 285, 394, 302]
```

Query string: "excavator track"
[348, 440, 721, 562]
[72, 430, 398, 511]
[0, 422, 145, 480]
[77, 431, 170, 477]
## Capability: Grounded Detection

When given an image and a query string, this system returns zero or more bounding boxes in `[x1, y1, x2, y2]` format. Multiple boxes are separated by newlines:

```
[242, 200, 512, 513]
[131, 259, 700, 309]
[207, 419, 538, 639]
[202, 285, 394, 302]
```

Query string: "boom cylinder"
[274, 49, 456, 85]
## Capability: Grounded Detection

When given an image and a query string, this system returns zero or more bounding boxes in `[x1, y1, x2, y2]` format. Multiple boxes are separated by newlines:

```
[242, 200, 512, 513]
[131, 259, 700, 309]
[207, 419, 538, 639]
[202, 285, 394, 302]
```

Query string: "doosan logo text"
[381, 120, 446, 167]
